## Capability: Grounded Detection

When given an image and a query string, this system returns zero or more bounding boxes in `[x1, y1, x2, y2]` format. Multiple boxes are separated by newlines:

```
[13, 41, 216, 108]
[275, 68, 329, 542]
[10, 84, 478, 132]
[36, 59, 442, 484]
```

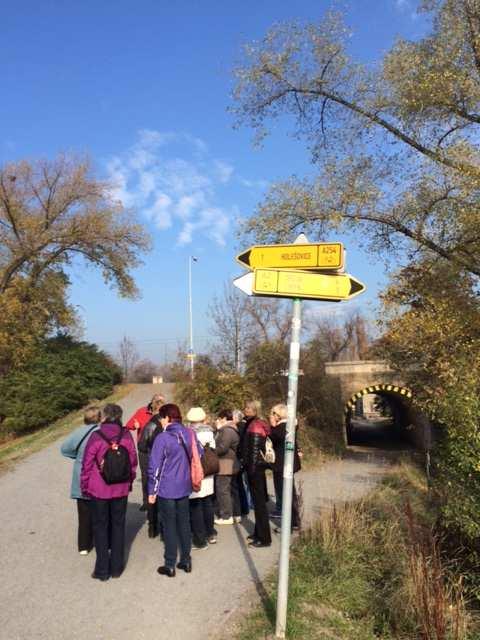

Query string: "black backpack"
[97, 427, 131, 485]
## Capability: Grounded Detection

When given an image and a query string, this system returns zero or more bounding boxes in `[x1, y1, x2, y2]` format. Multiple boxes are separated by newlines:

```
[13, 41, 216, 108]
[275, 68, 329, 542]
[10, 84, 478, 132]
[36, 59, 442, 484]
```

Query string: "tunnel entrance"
[345, 384, 415, 450]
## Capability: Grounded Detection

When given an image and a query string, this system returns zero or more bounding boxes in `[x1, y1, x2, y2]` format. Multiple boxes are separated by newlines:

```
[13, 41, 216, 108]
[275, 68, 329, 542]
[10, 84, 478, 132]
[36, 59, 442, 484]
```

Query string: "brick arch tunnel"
[344, 383, 430, 449]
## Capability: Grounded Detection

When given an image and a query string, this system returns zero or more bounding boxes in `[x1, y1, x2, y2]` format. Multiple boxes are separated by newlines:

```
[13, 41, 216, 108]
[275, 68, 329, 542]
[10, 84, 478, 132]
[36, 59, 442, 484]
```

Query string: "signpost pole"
[188, 255, 195, 379]
[275, 235, 306, 638]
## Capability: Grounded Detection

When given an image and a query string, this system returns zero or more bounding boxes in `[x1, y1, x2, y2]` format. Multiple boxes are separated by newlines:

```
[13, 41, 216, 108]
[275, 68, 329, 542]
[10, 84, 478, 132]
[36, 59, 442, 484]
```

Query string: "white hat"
[186, 407, 206, 423]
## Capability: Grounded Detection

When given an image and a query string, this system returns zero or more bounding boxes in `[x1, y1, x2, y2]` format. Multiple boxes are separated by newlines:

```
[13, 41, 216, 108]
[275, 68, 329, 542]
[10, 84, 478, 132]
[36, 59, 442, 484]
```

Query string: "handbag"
[260, 436, 276, 465]
[189, 429, 205, 491]
[201, 443, 220, 476]
[169, 429, 205, 492]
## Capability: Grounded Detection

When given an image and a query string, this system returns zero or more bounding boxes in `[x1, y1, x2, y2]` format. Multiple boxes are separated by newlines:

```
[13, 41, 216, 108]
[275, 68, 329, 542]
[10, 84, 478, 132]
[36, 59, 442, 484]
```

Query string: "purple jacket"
[148, 423, 201, 499]
[80, 423, 138, 499]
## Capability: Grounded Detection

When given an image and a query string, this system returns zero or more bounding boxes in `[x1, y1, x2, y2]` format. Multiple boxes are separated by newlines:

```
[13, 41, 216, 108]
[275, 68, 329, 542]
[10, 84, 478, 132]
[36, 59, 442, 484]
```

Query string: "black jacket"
[244, 418, 270, 475]
[137, 416, 163, 454]
[269, 420, 301, 474]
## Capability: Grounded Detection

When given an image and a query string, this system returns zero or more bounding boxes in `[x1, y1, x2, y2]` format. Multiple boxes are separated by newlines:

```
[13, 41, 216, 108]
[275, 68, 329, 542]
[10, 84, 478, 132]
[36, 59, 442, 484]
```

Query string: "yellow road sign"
[251, 268, 365, 301]
[236, 242, 344, 271]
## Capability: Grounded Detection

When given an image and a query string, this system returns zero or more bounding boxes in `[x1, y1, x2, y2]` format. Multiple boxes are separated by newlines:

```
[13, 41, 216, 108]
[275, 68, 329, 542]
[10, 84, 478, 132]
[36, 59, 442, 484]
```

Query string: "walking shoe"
[157, 565, 176, 577]
[214, 517, 234, 525]
[233, 516, 242, 523]
[192, 542, 209, 550]
[248, 540, 271, 548]
[91, 572, 109, 581]
[111, 570, 123, 579]
[207, 535, 217, 544]
[177, 561, 192, 573]
[79, 550, 89, 556]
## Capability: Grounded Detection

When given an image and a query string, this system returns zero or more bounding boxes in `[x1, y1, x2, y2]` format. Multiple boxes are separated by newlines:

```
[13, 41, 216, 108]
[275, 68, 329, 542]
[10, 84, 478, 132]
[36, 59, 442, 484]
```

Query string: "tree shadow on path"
[124, 501, 146, 565]
[232, 523, 276, 628]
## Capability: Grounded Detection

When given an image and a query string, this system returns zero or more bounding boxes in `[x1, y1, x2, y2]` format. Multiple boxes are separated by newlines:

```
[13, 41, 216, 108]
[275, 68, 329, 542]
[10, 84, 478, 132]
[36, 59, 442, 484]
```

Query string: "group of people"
[60, 395, 301, 581]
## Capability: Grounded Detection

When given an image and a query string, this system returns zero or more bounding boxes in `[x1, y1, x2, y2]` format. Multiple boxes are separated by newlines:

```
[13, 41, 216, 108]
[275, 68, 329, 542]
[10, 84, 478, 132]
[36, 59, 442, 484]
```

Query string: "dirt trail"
[0, 385, 389, 640]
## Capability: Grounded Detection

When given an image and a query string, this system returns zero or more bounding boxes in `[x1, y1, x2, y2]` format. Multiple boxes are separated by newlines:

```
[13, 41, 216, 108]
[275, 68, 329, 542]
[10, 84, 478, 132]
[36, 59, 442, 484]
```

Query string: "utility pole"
[188, 256, 197, 379]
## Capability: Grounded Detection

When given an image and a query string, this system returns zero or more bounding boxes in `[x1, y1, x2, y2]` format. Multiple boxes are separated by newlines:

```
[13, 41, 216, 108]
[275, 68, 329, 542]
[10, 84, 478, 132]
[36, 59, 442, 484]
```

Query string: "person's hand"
[298, 450, 304, 459]
[148, 494, 156, 504]
[134, 419, 140, 430]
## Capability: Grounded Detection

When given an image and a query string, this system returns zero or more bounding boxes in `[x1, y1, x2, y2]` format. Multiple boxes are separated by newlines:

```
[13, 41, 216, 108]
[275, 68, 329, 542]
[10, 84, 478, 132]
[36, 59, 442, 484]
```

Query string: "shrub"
[0, 334, 122, 437]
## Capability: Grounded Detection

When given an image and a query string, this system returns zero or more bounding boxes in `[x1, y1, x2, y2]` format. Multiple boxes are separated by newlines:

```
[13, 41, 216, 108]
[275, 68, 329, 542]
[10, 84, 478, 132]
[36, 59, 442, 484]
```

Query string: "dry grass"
[232, 462, 478, 640]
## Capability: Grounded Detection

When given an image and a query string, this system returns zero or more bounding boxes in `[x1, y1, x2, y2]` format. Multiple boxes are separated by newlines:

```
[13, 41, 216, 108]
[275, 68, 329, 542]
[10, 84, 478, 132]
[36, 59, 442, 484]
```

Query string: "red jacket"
[126, 406, 153, 438]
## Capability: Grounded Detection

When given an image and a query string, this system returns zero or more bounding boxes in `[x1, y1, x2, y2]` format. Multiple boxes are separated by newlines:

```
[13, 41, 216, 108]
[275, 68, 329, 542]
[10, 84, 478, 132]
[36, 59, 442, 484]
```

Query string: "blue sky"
[1, 1, 429, 363]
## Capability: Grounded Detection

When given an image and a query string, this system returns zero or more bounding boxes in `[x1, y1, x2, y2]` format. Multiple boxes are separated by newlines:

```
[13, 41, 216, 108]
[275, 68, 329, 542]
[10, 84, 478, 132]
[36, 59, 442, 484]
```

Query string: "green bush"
[0, 334, 122, 437]
[175, 359, 255, 416]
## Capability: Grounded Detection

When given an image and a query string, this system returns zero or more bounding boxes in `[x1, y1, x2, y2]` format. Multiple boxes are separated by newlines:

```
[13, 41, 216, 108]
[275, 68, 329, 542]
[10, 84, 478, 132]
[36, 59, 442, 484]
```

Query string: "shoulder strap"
[166, 430, 191, 462]
[74, 424, 98, 455]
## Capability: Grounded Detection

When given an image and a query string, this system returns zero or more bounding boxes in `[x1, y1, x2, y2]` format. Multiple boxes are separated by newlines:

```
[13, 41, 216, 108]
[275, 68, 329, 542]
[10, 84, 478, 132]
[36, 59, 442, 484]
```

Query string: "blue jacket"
[147, 423, 202, 499]
[60, 423, 99, 499]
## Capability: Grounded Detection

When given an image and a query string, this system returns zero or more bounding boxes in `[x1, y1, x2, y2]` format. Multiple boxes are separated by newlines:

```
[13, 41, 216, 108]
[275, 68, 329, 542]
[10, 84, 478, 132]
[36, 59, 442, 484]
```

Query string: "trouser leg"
[292, 479, 301, 528]
[77, 498, 93, 552]
[216, 475, 233, 519]
[89, 498, 110, 577]
[249, 470, 271, 545]
[190, 497, 207, 546]
[231, 474, 241, 517]
[237, 470, 249, 514]
[203, 494, 215, 537]
[139, 452, 148, 507]
[109, 496, 127, 575]
[273, 471, 283, 513]
[176, 497, 192, 565]
[158, 498, 177, 569]
[273, 472, 301, 529]
[273, 471, 283, 512]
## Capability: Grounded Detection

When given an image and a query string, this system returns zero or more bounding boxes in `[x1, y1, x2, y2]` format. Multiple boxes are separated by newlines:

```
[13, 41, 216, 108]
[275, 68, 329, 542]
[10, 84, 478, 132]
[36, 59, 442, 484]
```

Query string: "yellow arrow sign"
[236, 242, 344, 271]
[251, 268, 365, 301]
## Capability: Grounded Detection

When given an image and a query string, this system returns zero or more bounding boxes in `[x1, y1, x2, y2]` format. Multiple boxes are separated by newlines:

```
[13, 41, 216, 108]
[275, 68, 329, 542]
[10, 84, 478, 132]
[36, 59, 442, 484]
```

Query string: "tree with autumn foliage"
[0, 155, 151, 374]
[232, 0, 480, 590]
[377, 263, 480, 545]
[232, 0, 480, 277]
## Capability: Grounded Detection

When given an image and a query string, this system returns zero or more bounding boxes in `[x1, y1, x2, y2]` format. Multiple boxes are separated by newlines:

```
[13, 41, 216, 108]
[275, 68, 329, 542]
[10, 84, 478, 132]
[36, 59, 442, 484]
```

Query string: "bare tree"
[131, 358, 158, 383]
[209, 283, 249, 372]
[209, 284, 294, 371]
[244, 297, 291, 344]
[312, 311, 372, 362]
[118, 336, 139, 381]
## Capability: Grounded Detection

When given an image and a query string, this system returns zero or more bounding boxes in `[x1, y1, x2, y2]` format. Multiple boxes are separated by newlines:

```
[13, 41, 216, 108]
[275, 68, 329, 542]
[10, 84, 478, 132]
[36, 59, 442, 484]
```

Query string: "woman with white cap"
[187, 407, 217, 549]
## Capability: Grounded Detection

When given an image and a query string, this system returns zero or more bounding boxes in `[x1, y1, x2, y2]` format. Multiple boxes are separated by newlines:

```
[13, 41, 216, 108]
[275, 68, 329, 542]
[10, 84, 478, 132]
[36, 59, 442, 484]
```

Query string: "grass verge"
[233, 462, 479, 640]
[0, 383, 134, 474]
[298, 418, 344, 469]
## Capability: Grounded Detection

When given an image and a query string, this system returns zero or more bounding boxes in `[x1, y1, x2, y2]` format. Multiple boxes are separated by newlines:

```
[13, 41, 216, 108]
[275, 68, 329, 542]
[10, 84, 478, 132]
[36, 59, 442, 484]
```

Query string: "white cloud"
[105, 130, 237, 246]
[239, 176, 269, 190]
[214, 160, 234, 184]
[145, 193, 172, 229]
[393, 0, 418, 19]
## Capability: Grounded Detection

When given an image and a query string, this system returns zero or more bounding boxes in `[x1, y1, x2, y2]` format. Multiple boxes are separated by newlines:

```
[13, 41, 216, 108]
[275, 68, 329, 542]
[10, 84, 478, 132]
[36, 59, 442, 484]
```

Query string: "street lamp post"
[188, 256, 197, 379]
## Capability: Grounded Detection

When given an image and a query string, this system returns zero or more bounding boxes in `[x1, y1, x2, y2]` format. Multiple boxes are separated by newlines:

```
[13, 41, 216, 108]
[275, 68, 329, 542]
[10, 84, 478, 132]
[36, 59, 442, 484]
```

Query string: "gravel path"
[0, 385, 389, 640]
